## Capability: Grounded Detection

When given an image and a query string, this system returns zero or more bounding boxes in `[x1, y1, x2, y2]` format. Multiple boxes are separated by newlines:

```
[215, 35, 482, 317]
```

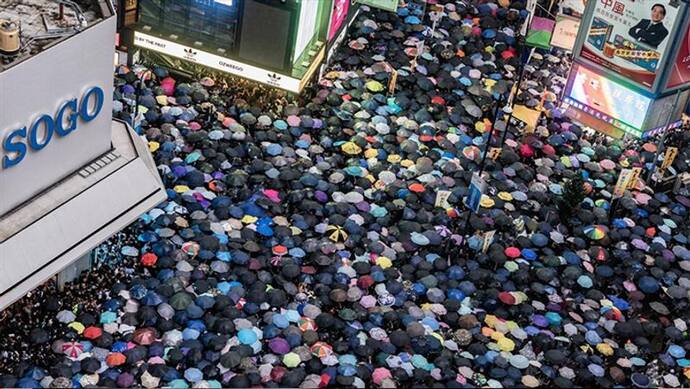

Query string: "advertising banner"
[551, 15, 581, 51]
[134, 32, 302, 92]
[357, 0, 398, 12]
[526, 17, 556, 49]
[579, 0, 681, 88]
[567, 65, 651, 131]
[666, 25, 690, 89]
[328, 0, 350, 41]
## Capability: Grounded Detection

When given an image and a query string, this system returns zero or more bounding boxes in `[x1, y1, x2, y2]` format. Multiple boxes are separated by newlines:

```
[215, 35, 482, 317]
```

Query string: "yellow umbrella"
[341, 142, 362, 155]
[326, 225, 348, 242]
[366, 80, 384, 92]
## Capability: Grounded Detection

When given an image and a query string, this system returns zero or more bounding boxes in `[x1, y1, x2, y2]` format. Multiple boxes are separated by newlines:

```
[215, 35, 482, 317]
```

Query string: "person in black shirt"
[628, 3, 669, 49]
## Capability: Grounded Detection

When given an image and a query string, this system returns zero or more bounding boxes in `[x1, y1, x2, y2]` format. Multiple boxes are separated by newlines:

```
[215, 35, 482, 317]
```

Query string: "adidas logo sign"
[183, 48, 197, 61]
[267, 73, 281, 85]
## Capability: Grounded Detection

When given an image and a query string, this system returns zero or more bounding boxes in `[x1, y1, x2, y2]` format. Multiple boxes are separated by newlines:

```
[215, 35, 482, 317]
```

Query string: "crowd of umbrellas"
[3, 0, 690, 387]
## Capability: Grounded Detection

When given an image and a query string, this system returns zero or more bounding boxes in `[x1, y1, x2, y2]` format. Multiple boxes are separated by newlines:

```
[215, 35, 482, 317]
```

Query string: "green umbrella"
[169, 292, 193, 310]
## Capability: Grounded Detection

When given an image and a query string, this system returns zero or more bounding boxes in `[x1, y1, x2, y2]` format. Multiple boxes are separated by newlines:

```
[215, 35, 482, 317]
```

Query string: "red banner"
[666, 26, 690, 89]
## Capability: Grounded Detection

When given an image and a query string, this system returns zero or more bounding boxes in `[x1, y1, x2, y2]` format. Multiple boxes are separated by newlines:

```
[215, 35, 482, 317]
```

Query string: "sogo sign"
[2, 86, 104, 169]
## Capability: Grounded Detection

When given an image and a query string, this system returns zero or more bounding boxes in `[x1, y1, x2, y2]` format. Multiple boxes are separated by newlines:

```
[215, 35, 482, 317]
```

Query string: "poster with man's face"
[578, 0, 681, 88]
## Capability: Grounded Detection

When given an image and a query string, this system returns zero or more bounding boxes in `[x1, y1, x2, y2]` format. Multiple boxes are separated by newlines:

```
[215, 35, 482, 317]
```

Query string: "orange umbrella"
[106, 352, 126, 367]
[83, 326, 102, 340]
[408, 183, 425, 193]
[642, 143, 657, 153]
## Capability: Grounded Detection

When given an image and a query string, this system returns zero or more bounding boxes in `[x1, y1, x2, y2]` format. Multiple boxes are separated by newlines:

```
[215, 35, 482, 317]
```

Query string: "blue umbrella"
[112, 341, 129, 353]
[16, 378, 40, 388]
[142, 291, 164, 306]
[100, 311, 117, 324]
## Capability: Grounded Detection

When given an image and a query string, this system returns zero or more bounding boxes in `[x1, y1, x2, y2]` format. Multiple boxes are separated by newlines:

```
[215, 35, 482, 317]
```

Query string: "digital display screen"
[568, 65, 651, 129]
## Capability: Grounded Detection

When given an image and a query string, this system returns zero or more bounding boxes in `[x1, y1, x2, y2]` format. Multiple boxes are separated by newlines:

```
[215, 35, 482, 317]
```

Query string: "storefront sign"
[0, 17, 115, 217]
[328, 0, 350, 41]
[567, 65, 651, 132]
[578, 0, 681, 88]
[134, 32, 303, 93]
[357, 0, 399, 12]
[666, 25, 690, 89]
[551, 15, 580, 51]
[2, 87, 104, 169]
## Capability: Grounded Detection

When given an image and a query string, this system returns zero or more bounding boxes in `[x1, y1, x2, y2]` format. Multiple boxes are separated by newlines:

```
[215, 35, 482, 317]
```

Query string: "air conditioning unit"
[0, 19, 20, 55]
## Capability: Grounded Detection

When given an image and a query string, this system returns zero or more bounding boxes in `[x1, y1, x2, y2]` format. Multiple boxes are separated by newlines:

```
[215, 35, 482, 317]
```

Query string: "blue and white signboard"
[0, 18, 115, 216]
[465, 174, 486, 213]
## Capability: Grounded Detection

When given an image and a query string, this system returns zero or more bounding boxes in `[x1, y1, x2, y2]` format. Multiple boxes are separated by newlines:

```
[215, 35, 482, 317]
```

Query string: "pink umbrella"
[62, 340, 84, 358]
[635, 193, 651, 205]
[599, 159, 616, 170]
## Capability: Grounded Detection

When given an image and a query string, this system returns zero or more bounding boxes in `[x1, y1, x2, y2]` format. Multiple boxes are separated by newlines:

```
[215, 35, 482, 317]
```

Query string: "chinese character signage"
[578, 0, 682, 88]
[568, 65, 652, 130]
[666, 25, 690, 89]
[551, 15, 581, 51]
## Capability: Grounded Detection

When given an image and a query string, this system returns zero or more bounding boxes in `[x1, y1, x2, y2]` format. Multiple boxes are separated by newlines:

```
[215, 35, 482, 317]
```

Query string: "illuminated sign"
[134, 32, 305, 92]
[568, 65, 651, 132]
[578, 0, 682, 88]
[2, 86, 104, 169]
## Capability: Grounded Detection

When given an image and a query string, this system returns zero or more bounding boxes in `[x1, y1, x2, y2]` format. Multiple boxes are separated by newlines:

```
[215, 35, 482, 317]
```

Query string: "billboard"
[135, 32, 303, 92]
[567, 65, 651, 130]
[666, 25, 690, 88]
[551, 15, 581, 51]
[0, 18, 116, 216]
[328, 0, 350, 41]
[578, 0, 682, 88]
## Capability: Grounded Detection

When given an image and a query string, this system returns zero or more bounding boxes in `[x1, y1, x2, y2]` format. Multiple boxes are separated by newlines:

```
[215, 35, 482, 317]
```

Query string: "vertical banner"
[465, 174, 487, 213]
[659, 146, 678, 174]
[482, 230, 496, 254]
[488, 147, 502, 160]
[613, 168, 633, 197]
[435, 190, 451, 209]
[328, 0, 350, 41]
[388, 69, 398, 95]
[578, 0, 681, 88]
[628, 166, 643, 189]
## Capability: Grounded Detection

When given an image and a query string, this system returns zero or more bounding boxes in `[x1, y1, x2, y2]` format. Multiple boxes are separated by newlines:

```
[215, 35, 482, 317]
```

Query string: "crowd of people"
[2, 0, 690, 387]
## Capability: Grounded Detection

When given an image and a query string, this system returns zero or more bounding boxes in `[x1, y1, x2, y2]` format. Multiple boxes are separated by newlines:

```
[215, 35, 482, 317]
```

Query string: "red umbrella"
[83, 326, 102, 340]
[106, 352, 126, 367]
[133, 327, 157, 346]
